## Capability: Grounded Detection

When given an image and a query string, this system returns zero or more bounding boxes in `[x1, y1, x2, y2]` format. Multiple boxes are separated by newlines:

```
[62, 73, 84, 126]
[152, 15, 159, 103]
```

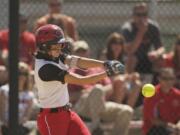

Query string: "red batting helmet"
[35, 24, 66, 53]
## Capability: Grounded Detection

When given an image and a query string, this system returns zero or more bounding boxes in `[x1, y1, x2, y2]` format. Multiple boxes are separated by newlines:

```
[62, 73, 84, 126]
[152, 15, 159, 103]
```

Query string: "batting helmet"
[35, 24, 67, 53]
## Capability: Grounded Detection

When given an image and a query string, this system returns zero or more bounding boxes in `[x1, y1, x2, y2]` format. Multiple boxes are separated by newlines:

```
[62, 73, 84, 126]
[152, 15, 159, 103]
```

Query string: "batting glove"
[104, 60, 125, 76]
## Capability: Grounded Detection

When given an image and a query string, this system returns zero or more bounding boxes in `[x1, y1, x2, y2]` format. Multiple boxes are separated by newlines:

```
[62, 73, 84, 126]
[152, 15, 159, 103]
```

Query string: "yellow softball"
[142, 84, 155, 98]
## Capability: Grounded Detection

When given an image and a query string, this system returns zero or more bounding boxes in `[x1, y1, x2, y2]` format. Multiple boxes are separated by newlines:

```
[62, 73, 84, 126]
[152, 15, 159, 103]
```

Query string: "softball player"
[34, 24, 124, 135]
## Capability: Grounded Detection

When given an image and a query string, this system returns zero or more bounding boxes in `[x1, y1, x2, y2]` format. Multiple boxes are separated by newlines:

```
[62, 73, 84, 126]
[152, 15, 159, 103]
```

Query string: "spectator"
[160, 35, 180, 88]
[0, 62, 35, 135]
[121, 2, 164, 83]
[143, 68, 180, 135]
[100, 32, 125, 62]
[0, 13, 36, 68]
[100, 32, 142, 108]
[34, 0, 78, 41]
[69, 40, 133, 135]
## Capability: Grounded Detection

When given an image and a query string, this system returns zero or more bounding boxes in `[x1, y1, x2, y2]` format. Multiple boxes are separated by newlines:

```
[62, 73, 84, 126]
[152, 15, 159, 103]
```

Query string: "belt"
[40, 103, 72, 113]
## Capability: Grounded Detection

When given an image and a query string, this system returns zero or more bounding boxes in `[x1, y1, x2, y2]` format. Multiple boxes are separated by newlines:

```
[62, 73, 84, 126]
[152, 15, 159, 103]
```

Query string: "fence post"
[9, 0, 19, 134]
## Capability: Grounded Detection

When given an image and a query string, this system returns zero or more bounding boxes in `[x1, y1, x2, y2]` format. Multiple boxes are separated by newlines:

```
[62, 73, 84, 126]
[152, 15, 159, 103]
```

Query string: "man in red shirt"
[143, 68, 180, 135]
[0, 13, 36, 68]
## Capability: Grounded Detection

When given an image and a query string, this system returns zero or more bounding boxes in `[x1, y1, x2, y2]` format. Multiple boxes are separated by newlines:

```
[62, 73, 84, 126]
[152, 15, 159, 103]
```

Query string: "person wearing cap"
[73, 41, 89, 53]
[0, 13, 36, 68]
[34, 0, 78, 41]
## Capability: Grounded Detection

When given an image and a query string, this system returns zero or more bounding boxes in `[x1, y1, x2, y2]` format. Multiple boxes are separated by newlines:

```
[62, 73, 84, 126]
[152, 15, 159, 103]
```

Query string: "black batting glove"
[104, 60, 125, 76]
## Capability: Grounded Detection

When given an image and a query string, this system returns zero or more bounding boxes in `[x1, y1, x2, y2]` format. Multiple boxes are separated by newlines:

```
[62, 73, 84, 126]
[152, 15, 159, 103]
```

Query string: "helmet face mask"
[38, 43, 51, 54]
[47, 44, 64, 58]
[35, 24, 67, 54]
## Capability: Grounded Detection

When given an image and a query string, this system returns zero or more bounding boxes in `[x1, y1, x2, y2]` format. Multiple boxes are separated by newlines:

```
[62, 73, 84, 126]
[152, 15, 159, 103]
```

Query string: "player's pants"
[37, 109, 91, 135]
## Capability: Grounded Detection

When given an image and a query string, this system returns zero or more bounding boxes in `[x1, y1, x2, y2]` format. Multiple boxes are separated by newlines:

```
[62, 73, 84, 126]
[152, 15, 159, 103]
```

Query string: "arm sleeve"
[143, 97, 157, 135]
[38, 64, 68, 83]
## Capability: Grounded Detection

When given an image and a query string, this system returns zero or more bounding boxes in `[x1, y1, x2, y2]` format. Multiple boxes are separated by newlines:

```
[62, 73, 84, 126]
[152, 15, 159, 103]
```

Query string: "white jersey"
[34, 58, 69, 108]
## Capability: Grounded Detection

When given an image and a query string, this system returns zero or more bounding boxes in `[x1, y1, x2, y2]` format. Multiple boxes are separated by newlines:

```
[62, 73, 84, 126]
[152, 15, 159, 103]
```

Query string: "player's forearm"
[77, 57, 105, 69]
[65, 72, 107, 85]
[65, 55, 105, 69]
[80, 72, 107, 84]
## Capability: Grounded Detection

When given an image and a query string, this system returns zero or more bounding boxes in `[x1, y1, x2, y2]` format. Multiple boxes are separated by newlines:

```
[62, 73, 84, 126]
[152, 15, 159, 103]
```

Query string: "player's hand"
[104, 60, 125, 76]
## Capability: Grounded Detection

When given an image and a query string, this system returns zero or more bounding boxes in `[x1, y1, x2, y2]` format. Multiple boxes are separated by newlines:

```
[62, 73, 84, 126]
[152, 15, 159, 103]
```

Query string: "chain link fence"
[0, 0, 180, 56]
[0, 0, 180, 135]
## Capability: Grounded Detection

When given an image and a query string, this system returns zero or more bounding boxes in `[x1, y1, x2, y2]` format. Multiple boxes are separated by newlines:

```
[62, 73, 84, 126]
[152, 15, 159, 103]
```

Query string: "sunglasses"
[160, 76, 175, 81]
[134, 12, 148, 17]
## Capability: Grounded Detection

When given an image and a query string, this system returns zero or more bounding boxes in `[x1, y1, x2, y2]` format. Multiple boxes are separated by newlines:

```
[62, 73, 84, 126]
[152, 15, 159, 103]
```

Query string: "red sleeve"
[163, 53, 174, 68]
[23, 32, 36, 55]
[0, 33, 3, 50]
[143, 96, 157, 135]
[0, 30, 8, 50]
[174, 89, 180, 120]
[29, 34, 36, 53]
